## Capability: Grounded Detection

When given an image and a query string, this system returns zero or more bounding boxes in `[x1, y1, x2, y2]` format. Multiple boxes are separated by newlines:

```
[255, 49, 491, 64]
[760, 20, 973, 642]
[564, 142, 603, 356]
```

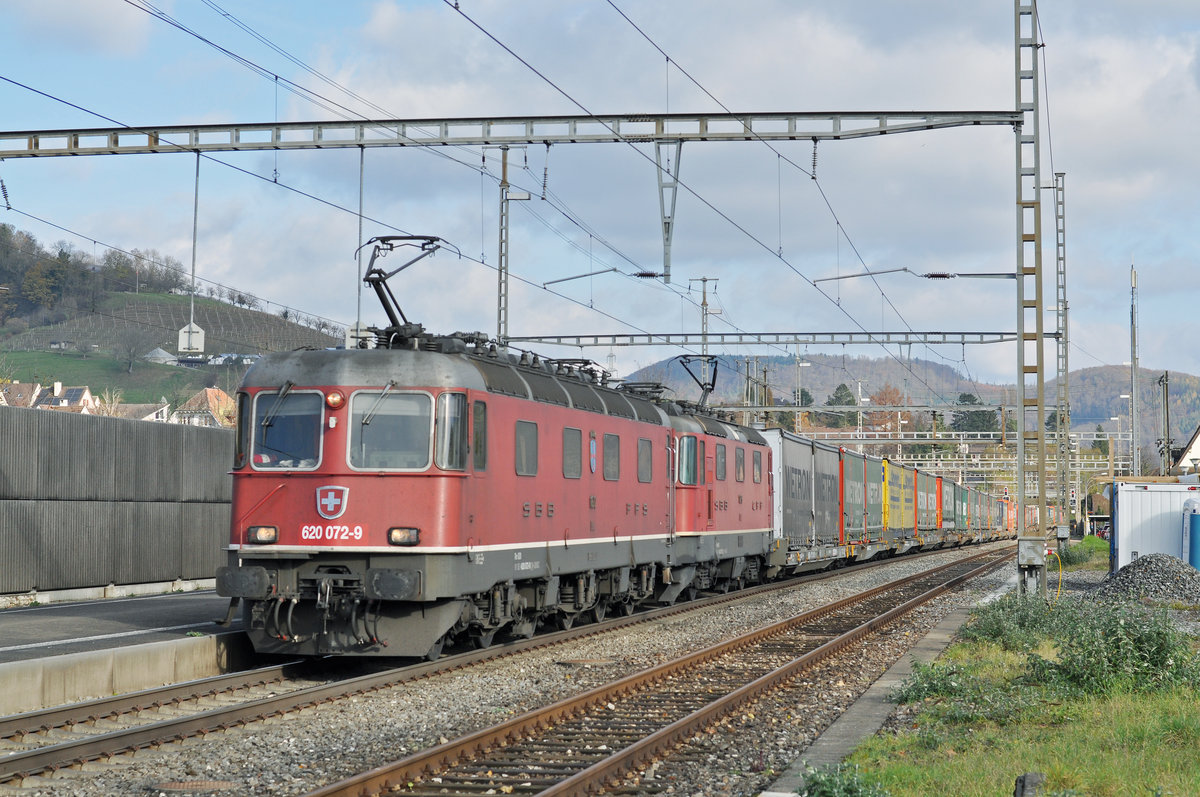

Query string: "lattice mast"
[1015, 0, 1048, 595]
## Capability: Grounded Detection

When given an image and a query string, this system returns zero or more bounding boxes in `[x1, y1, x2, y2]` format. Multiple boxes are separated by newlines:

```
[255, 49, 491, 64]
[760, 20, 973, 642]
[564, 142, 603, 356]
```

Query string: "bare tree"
[111, 327, 161, 374]
[0, 352, 16, 385]
[92, 388, 124, 416]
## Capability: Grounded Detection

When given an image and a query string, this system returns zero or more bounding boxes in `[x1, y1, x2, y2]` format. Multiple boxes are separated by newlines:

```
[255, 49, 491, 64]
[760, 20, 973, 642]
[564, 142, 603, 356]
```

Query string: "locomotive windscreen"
[253, 389, 322, 469]
[349, 391, 433, 470]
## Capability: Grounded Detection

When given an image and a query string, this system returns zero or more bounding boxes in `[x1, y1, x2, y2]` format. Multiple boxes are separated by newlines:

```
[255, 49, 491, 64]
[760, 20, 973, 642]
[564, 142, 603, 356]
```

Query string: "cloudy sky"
[1, 0, 1197, 408]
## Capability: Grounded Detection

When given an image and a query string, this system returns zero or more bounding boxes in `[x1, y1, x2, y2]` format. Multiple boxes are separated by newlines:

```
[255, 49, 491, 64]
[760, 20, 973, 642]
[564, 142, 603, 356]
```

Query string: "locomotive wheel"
[556, 611, 578, 631]
[620, 600, 636, 616]
[472, 628, 497, 649]
[589, 602, 607, 623]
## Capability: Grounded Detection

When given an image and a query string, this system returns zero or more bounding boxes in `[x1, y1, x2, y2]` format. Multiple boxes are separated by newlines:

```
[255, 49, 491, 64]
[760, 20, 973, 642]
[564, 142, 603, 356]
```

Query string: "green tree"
[20, 260, 57, 308]
[821, 383, 857, 428]
[1094, 423, 1109, 457]
[951, 392, 999, 433]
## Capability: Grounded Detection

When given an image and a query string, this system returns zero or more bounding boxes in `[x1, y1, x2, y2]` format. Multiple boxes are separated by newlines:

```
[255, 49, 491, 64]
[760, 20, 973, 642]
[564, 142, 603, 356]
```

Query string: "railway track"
[305, 548, 1011, 797]
[0, 545, 1010, 789]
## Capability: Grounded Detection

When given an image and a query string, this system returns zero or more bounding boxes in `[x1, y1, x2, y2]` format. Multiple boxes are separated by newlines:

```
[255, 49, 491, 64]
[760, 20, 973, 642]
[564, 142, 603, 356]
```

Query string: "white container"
[1113, 482, 1200, 571]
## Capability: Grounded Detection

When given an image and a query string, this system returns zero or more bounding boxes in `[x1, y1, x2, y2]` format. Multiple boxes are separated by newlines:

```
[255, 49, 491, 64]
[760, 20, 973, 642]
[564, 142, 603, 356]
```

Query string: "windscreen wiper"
[260, 380, 295, 428]
[361, 380, 396, 426]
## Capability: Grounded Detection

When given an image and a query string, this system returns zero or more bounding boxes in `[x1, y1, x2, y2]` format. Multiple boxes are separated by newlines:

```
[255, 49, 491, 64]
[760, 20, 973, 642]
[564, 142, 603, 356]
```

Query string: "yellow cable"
[1045, 550, 1063, 604]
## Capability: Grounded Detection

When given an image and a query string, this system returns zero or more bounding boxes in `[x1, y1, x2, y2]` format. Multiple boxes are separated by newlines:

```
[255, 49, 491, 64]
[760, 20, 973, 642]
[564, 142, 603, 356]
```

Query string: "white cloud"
[8, 0, 153, 57]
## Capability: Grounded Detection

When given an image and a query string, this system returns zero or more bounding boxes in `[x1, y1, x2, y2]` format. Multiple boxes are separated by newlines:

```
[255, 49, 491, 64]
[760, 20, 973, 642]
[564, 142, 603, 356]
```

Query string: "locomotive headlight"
[247, 526, 278, 544]
[325, 390, 345, 409]
[387, 527, 420, 546]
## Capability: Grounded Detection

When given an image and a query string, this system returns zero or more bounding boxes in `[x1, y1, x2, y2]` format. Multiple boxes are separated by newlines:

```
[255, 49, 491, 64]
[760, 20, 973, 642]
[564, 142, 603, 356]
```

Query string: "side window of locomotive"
[697, 440, 706, 485]
[515, 420, 538, 476]
[472, 401, 487, 471]
[234, 392, 250, 469]
[715, 444, 727, 481]
[637, 437, 653, 483]
[752, 449, 762, 483]
[349, 391, 432, 470]
[603, 433, 620, 481]
[435, 393, 468, 471]
[735, 448, 745, 482]
[253, 388, 322, 469]
[563, 427, 582, 479]
[678, 436, 697, 485]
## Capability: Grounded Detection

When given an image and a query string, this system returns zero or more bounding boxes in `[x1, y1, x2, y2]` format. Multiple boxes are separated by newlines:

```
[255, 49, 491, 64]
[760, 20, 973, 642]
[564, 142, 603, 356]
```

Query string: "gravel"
[4, 545, 1017, 797]
[1092, 552, 1200, 606]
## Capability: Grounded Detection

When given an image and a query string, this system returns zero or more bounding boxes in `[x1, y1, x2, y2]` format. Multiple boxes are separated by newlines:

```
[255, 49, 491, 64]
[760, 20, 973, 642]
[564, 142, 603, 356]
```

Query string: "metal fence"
[0, 406, 232, 594]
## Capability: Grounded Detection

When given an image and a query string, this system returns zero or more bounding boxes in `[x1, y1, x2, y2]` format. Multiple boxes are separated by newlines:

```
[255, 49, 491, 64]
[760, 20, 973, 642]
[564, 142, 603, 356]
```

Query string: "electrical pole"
[1015, 0, 1047, 596]
[495, 145, 531, 345]
[794, 347, 811, 434]
[690, 278, 719, 386]
[1131, 263, 1140, 475]
[1158, 371, 1172, 473]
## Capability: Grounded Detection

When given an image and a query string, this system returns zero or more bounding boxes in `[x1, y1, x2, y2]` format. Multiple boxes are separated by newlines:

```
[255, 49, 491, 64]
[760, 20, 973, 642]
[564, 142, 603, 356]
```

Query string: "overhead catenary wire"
[0, 73, 727, 367]
[120, 0, 744, 357]
[604, 0, 1003, 403]
[8, 4, 1019, 405]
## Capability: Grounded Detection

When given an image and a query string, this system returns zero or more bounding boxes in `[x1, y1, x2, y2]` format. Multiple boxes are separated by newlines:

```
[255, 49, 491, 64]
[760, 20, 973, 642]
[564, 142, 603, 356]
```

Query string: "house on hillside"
[34, 383, 98, 414]
[1172, 424, 1200, 475]
[171, 387, 236, 428]
[143, 347, 177, 366]
[1, 382, 43, 408]
[110, 402, 171, 422]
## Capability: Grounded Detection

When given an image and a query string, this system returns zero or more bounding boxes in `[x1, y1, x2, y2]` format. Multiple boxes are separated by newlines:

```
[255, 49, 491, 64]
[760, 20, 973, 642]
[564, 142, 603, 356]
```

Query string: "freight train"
[215, 236, 1015, 659]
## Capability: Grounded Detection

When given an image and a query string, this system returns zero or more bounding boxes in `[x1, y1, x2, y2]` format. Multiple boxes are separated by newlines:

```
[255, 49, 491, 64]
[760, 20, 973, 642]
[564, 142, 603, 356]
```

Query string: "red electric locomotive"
[217, 237, 775, 658]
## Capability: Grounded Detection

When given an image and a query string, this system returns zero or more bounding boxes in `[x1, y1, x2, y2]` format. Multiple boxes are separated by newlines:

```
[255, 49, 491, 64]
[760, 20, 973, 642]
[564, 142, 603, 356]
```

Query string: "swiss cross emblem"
[316, 486, 349, 520]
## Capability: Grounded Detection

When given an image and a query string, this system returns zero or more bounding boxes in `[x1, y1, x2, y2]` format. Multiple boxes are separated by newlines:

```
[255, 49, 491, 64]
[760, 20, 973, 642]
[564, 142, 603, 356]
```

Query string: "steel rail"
[0, 662, 299, 739]
[303, 548, 1010, 796]
[546, 553, 1009, 795]
[0, 545, 1005, 784]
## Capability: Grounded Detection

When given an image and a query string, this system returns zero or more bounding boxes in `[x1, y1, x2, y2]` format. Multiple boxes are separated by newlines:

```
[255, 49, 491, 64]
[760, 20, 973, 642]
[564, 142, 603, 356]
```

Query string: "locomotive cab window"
[563, 428, 582, 479]
[678, 435, 698, 485]
[515, 420, 538, 476]
[472, 401, 487, 471]
[435, 393, 468, 471]
[348, 390, 432, 470]
[252, 386, 323, 470]
[603, 433, 620, 481]
[637, 438, 653, 483]
[234, 392, 250, 469]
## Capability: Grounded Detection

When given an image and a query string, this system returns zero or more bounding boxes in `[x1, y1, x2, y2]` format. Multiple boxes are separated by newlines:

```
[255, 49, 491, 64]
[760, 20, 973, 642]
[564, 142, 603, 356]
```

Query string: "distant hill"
[624, 353, 1007, 408]
[0, 291, 342, 405]
[3, 292, 340, 355]
[624, 355, 1200, 455]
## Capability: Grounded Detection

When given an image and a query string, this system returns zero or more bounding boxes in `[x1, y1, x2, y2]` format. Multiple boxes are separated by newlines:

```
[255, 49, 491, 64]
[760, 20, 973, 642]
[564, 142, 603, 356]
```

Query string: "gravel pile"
[1093, 553, 1200, 606]
[5, 545, 1013, 797]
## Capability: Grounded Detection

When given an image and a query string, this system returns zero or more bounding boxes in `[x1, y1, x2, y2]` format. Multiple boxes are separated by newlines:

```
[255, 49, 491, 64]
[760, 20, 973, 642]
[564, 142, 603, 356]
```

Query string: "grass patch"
[856, 691, 1200, 796]
[1051, 535, 1111, 572]
[846, 593, 1200, 795]
[798, 763, 890, 796]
